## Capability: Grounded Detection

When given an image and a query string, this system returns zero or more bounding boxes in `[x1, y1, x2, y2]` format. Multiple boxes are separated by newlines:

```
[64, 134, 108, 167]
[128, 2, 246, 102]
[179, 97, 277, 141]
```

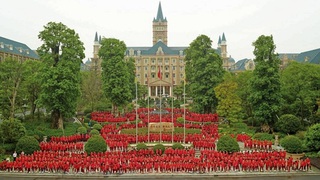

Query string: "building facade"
[90, 2, 231, 97]
[0, 36, 39, 62]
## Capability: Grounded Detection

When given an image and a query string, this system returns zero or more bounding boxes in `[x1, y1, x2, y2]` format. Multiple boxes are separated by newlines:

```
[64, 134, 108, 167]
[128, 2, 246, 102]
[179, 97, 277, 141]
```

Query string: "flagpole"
[171, 64, 174, 144]
[147, 70, 150, 144]
[159, 65, 162, 143]
[135, 75, 138, 145]
[183, 71, 186, 145]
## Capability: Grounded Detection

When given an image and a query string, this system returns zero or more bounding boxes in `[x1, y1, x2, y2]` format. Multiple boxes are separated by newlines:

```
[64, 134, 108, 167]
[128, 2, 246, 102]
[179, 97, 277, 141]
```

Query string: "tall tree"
[249, 35, 281, 132]
[79, 71, 103, 112]
[0, 57, 24, 119]
[22, 60, 43, 119]
[280, 62, 320, 122]
[99, 38, 133, 116]
[214, 73, 243, 123]
[234, 71, 254, 120]
[37, 22, 85, 129]
[185, 35, 224, 113]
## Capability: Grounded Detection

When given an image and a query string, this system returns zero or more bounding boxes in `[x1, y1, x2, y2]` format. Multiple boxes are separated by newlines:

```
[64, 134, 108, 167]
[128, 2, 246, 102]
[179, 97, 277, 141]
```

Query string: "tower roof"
[94, 32, 98, 42]
[218, 36, 221, 45]
[222, 33, 226, 42]
[154, 2, 167, 22]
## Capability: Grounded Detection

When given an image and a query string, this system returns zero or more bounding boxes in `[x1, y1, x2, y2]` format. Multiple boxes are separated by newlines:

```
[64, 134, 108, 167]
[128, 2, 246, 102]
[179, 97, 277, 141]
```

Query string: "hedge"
[217, 135, 240, 153]
[15, 136, 40, 155]
[136, 143, 148, 150]
[77, 127, 87, 134]
[85, 135, 107, 155]
[172, 143, 184, 150]
[153, 143, 165, 155]
[281, 135, 303, 153]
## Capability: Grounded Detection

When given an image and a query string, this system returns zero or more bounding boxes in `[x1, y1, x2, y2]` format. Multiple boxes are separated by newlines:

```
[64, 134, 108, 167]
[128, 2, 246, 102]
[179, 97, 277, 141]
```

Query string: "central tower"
[153, 2, 167, 45]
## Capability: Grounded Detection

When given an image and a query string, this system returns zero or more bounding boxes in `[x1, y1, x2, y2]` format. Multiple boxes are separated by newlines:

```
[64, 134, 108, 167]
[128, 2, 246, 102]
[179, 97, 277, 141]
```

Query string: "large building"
[279, 48, 320, 68]
[90, 2, 233, 97]
[0, 36, 39, 62]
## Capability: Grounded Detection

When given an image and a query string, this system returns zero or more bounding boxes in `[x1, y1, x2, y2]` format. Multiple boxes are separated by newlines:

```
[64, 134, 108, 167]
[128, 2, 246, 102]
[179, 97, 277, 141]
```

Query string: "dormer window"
[9, 45, 13, 50]
[26, 49, 29, 54]
[129, 48, 134, 56]
[137, 50, 141, 56]
[0, 42, 4, 48]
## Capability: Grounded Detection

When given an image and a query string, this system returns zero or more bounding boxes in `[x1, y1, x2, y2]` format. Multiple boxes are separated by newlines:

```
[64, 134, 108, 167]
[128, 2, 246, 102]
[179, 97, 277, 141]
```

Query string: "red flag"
[158, 66, 162, 80]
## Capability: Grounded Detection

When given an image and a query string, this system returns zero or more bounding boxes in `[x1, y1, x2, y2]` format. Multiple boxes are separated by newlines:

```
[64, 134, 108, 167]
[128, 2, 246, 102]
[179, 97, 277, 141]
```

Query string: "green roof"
[221, 33, 226, 42]
[279, 48, 320, 64]
[0, 36, 39, 60]
[153, 2, 167, 22]
[126, 41, 186, 56]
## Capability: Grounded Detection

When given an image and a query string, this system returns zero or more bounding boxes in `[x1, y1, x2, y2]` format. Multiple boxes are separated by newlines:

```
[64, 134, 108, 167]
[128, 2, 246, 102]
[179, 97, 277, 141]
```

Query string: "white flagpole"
[159, 65, 162, 143]
[147, 73, 150, 144]
[183, 72, 186, 144]
[135, 76, 138, 145]
[171, 64, 174, 144]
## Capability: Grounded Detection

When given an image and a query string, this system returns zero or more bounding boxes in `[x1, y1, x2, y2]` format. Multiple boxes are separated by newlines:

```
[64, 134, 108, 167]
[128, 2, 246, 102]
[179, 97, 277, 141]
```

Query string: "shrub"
[136, 143, 148, 150]
[0, 118, 26, 143]
[15, 136, 40, 155]
[305, 123, 320, 152]
[281, 135, 303, 153]
[77, 127, 87, 134]
[253, 133, 274, 141]
[295, 131, 306, 141]
[89, 129, 100, 136]
[92, 123, 102, 131]
[2, 143, 16, 152]
[275, 114, 301, 134]
[177, 117, 184, 124]
[217, 135, 240, 153]
[85, 135, 107, 155]
[153, 143, 165, 154]
[172, 143, 184, 150]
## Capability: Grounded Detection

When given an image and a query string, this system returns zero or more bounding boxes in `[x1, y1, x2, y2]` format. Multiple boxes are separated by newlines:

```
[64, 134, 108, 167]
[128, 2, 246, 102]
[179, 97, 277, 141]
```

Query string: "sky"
[1, 0, 320, 62]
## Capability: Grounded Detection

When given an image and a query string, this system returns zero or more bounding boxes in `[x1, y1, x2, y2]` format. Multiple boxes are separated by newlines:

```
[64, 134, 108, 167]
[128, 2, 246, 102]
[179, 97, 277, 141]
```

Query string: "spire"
[222, 33, 226, 42]
[99, 35, 101, 43]
[218, 36, 221, 45]
[154, 2, 166, 22]
[94, 32, 98, 42]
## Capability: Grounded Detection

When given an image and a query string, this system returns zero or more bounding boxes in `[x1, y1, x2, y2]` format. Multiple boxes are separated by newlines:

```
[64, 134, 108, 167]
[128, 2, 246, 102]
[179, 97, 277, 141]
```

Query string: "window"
[165, 73, 169, 78]
[137, 50, 141, 56]
[151, 58, 156, 64]
[145, 74, 148, 78]
[172, 59, 176, 64]
[151, 73, 155, 78]
[144, 59, 149, 64]
[173, 73, 175, 78]
[0, 42, 4, 48]
[145, 66, 148, 71]
[165, 66, 169, 71]
[180, 66, 184, 71]
[172, 66, 176, 70]
[129, 49, 134, 56]
[151, 66, 155, 71]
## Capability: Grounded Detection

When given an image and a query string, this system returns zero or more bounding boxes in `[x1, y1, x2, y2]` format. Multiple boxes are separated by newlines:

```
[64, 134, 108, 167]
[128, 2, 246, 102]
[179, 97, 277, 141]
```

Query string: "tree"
[37, 22, 85, 129]
[214, 73, 243, 123]
[234, 71, 254, 120]
[21, 60, 43, 119]
[249, 35, 281, 131]
[275, 114, 301, 134]
[280, 62, 320, 122]
[305, 123, 320, 152]
[99, 38, 133, 116]
[173, 82, 184, 100]
[185, 35, 224, 113]
[80, 71, 103, 112]
[0, 58, 25, 119]
[0, 118, 26, 144]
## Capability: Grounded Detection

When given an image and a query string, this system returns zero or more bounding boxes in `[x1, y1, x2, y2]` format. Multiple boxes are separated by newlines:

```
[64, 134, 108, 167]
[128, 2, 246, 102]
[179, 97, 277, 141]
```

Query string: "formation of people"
[0, 149, 311, 174]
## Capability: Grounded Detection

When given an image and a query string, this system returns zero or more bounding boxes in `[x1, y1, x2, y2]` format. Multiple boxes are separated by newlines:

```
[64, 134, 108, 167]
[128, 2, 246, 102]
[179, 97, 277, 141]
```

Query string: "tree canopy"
[249, 35, 281, 131]
[184, 34, 224, 113]
[99, 38, 133, 115]
[37, 22, 85, 129]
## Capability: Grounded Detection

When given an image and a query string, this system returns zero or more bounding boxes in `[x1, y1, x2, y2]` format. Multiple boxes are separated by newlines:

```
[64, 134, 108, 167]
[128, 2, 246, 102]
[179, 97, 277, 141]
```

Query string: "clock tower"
[153, 2, 167, 45]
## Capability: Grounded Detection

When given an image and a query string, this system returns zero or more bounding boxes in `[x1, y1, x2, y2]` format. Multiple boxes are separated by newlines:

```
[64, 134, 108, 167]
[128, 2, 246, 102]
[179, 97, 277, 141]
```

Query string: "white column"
[163, 86, 165, 96]
[155, 86, 158, 97]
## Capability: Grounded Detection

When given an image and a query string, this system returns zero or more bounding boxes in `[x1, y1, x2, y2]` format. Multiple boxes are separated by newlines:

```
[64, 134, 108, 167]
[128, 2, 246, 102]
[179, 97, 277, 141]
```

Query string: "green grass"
[120, 127, 201, 135]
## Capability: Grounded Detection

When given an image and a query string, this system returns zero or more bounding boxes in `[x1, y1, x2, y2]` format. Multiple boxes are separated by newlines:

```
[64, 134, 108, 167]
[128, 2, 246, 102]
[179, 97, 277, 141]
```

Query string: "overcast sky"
[1, 0, 320, 62]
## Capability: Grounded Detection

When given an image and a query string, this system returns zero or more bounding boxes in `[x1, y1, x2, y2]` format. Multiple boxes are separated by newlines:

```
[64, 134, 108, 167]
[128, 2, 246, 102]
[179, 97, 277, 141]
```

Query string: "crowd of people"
[0, 109, 313, 175]
[0, 149, 311, 174]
